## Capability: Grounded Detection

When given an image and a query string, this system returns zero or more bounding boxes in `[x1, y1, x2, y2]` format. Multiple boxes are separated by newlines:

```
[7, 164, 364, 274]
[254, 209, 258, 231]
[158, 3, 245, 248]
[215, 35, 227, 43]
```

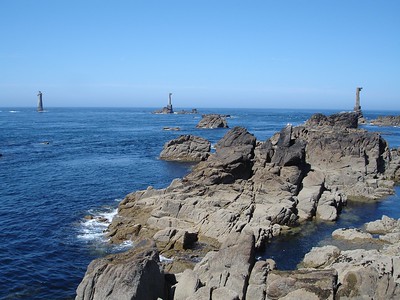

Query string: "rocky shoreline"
[76, 112, 400, 299]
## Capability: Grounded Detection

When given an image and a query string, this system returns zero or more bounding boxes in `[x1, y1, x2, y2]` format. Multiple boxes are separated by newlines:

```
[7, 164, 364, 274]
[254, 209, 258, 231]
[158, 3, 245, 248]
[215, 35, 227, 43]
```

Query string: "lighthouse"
[37, 91, 44, 112]
[167, 93, 173, 113]
[354, 87, 362, 113]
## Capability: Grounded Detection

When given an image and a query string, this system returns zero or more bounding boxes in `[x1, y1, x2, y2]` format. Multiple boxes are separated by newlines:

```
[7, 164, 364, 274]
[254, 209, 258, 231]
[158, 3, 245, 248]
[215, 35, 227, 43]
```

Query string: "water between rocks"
[1, 107, 399, 299]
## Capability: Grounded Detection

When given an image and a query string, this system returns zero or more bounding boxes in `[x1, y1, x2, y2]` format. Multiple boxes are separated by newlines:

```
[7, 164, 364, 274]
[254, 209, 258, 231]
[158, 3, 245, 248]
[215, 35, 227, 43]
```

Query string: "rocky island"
[76, 112, 400, 299]
[370, 115, 400, 127]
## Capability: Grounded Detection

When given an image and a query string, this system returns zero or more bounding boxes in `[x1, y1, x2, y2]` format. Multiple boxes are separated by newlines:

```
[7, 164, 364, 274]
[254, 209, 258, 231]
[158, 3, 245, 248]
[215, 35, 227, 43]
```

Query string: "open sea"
[1, 107, 400, 299]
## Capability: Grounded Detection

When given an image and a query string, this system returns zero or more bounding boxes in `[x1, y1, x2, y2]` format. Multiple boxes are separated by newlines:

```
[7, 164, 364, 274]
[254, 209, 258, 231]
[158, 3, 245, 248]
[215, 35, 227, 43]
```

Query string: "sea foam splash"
[77, 206, 118, 242]
[77, 201, 135, 253]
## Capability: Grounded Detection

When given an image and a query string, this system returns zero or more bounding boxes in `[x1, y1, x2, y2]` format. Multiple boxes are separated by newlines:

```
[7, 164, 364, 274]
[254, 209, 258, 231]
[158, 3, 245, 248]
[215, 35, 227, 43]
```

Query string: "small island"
[153, 93, 198, 114]
[370, 115, 400, 127]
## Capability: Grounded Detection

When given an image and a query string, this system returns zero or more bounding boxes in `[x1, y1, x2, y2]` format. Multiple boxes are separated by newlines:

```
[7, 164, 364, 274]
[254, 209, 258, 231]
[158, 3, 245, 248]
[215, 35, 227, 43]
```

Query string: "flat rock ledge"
[77, 112, 400, 299]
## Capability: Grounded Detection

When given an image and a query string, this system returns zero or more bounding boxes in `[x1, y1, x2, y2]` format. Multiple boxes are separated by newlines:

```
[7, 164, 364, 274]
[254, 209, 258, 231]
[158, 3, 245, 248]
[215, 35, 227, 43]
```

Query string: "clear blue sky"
[1, 0, 399, 110]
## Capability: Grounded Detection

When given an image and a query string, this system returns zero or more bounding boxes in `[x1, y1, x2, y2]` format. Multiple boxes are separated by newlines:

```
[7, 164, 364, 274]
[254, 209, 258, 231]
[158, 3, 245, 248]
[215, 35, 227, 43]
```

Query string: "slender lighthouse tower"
[354, 87, 362, 113]
[167, 92, 173, 113]
[37, 91, 44, 112]
[353, 87, 366, 124]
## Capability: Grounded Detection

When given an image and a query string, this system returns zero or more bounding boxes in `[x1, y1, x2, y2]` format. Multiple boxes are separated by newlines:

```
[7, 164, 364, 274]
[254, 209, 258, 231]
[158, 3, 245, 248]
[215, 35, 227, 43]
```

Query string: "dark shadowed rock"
[185, 127, 256, 184]
[305, 112, 359, 129]
[75, 239, 165, 300]
[160, 135, 211, 162]
[196, 114, 229, 129]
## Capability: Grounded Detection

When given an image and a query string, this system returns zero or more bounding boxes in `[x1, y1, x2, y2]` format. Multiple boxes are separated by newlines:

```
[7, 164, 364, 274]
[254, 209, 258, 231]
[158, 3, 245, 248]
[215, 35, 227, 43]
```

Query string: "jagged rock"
[75, 239, 165, 300]
[160, 135, 211, 162]
[78, 113, 400, 299]
[370, 115, 400, 127]
[185, 127, 256, 184]
[196, 114, 229, 128]
[292, 121, 391, 200]
[304, 112, 359, 129]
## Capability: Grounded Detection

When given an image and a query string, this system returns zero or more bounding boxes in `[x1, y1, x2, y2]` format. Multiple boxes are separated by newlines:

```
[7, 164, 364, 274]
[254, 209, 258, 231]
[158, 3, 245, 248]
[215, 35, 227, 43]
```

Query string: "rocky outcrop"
[107, 113, 399, 254]
[196, 114, 229, 128]
[304, 111, 358, 129]
[190, 230, 255, 299]
[75, 239, 166, 300]
[159, 135, 211, 162]
[185, 126, 257, 184]
[299, 215, 400, 299]
[370, 115, 400, 127]
[78, 112, 400, 299]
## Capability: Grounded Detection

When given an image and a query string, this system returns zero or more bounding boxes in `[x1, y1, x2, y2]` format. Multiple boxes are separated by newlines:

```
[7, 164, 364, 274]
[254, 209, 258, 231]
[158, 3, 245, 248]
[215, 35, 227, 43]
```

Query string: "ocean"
[1, 107, 399, 299]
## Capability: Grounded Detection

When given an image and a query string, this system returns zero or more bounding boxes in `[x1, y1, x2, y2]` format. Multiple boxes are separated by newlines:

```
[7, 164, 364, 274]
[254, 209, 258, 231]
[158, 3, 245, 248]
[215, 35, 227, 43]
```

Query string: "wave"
[77, 207, 117, 242]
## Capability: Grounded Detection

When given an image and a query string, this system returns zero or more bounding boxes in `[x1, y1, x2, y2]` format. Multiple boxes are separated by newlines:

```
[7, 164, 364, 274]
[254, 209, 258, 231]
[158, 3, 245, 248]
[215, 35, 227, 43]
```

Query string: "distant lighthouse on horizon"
[37, 91, 44, 112]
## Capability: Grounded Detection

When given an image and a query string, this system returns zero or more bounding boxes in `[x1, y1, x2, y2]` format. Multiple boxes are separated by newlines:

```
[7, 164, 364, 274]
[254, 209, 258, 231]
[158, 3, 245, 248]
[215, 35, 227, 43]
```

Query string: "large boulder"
[159, 135, 211, 162]
[196, 114, 229, 128]
[75, 239, 165, 300]
[192, 230, 255, 299]
[185, 127, 256, 185]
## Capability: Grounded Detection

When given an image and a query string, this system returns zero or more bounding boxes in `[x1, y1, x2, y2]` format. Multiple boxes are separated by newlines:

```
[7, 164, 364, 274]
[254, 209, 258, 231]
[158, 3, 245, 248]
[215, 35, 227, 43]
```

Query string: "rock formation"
[196, 114, 229, 128]
[370, 115, 400, 127]
[300, 215, 400, 299]
[77, 112, 400, 299]
[159, 135, 211, 162]
[75, 239, 166, 300]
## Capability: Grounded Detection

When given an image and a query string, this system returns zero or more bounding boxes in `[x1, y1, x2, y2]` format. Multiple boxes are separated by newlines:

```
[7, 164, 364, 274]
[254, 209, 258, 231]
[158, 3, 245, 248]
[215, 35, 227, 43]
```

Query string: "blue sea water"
[0, 107, 399, 299]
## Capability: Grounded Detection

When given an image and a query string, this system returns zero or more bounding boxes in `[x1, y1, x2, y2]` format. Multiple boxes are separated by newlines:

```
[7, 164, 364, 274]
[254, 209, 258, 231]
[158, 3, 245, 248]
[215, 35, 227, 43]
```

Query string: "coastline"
[76, 111, 400, 299]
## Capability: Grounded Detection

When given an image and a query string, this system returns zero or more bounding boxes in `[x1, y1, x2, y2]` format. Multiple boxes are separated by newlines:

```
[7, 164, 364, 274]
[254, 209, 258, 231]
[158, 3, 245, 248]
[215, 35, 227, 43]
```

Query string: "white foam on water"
[159, 255, 173, 263]
[113, 240, 134, 252]
[9, 110, 19, 113]
[77, 206, 118, 243]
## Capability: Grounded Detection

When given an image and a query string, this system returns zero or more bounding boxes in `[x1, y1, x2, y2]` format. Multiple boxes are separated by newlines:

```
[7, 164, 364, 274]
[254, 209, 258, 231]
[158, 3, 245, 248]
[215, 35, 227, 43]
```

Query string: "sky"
[0, 0, 399, 110]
